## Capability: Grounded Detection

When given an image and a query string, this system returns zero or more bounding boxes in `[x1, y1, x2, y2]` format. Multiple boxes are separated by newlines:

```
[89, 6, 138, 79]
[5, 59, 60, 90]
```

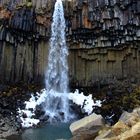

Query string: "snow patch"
[17, 89, 102, 128]
[18, 108, 39, 128]
[69, 89, 102, 115]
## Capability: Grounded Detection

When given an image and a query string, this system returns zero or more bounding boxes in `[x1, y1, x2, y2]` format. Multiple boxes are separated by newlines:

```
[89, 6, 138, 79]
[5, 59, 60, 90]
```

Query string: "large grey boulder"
[0, 116, 18, 139]
[70, 113, 105, 140]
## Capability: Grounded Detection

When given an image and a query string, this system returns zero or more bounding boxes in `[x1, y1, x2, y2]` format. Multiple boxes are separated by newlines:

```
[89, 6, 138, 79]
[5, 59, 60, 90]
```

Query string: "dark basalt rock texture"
[0, 82, 43, 138]
[0, 6, 49, 44]
[0, 0, 139, 46]
[66, 0, 140, 47]
[0, 0, 139, 85]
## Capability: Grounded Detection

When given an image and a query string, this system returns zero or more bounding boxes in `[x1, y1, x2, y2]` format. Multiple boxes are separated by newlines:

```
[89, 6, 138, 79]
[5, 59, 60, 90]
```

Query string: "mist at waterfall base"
[18, 88, 102, 127]
[16, 89, 102, 140]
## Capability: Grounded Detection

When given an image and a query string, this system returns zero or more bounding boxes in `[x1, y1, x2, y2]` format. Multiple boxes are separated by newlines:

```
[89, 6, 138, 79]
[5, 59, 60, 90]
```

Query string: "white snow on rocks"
[18, 108, 39, 128]
[17, 89, 102, 128]
[69, 89, 102, 115]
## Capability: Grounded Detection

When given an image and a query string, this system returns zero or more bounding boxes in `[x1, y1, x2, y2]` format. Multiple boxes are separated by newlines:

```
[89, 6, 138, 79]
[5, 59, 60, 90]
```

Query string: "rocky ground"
[0, 114, 18, 139]
[0, 82, 42, 139]
[0, 78, 140, 139]
[96, 108, 140, 140]
[70, 107, 140, 140]
[74, 78, 140, 125]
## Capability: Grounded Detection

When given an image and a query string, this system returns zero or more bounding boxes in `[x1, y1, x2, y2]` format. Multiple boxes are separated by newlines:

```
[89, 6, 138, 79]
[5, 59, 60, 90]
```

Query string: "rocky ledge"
[96, 107, 140, 140]
[0, 114, 19, 139]
[70, 107, 140, 140]
[0, 82, 42, 139]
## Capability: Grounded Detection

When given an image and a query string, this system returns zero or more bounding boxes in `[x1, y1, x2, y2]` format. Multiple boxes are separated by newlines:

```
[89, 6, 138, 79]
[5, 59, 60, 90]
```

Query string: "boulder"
[119, 122, 140, 140]
[132, 122, 140, 134]
[95, 107, 140, 140]
[112, 121, 129, 136]
[119, 109, 140, 127]
[95, 129, 114, 140]
[119, 111, 132, 123]
[95, 121, 129, 140]
[70, 113, 105, 140]
[0, 116, 18, 139]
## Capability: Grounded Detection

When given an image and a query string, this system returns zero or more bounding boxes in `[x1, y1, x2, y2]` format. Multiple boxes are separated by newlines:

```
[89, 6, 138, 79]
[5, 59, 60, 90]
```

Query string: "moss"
[122, 87, 140, 110]
[16, 0, 33, 8]
[26, 1, 32, 8]
[93, 84, 140, 125]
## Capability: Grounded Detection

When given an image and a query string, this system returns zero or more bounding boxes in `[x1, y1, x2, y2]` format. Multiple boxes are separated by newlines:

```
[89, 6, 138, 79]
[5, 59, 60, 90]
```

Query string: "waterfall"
[44, 0, 70, 122]
[46, 0, 68, 94]
[17, 0, 101, 128]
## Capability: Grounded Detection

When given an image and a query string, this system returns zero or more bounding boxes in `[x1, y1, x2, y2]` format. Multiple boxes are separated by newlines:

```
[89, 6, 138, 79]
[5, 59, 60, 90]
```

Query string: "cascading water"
[44, 0, 70, 122]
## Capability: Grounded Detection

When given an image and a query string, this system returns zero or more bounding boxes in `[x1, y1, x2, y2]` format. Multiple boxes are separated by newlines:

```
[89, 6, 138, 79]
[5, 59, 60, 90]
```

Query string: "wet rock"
[39, 115, 49, 125]
[69, 102, 87, 119]
[34, 105, 45, 119]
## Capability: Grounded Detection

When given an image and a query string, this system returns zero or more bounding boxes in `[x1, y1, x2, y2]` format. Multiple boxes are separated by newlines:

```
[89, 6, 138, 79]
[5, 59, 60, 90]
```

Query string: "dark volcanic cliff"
[66, 0, 140, 48]
[0, 0, 140, 86]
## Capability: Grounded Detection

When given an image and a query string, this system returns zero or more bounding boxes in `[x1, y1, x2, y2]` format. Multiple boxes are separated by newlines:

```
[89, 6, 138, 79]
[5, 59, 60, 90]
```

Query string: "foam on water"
[18, 89, 102, 128]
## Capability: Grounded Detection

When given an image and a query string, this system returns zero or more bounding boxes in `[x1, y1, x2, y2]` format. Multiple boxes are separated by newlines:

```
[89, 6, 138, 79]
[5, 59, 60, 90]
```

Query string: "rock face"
[70, 113, 104, 140]
[66, 0, 140, 48]
[0, 115, 18, 139]
[69, 47, 140, 86]
[0, 0, 139, 85]
[95, 107, 140, 140]
[0, 41, 49, 83]
[0, 83, 42, 139]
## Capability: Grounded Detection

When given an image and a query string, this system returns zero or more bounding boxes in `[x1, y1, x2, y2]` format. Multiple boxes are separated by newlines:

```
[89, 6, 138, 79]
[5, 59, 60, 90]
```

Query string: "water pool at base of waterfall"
[7, 123, 72, 140]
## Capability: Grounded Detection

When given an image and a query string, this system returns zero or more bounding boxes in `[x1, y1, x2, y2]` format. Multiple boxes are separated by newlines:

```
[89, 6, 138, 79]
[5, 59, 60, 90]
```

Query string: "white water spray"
[44, 0, 70, 122]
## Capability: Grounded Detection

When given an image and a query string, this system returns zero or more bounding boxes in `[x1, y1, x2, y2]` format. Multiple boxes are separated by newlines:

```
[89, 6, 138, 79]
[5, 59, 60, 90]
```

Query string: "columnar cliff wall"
[69, 46, 140, 86]
[66, 0, 140, 48]
[0, 41, 48, 83]
[0, 41, 140, 85]
[0, 0, 140, 86]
